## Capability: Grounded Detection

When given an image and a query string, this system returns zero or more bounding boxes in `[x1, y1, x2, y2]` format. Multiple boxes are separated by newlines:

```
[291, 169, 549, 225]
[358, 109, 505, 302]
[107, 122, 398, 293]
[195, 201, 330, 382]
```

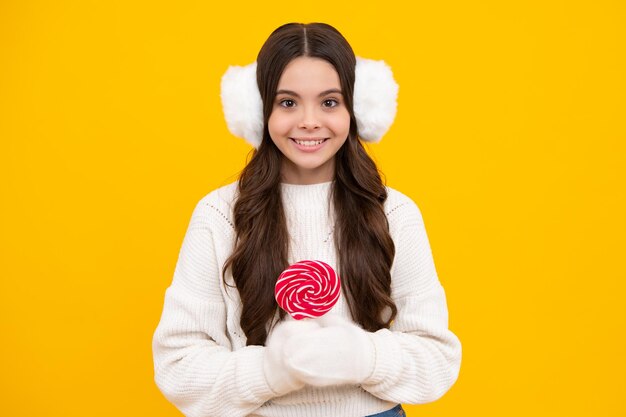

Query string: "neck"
[280, 159, 335, 185]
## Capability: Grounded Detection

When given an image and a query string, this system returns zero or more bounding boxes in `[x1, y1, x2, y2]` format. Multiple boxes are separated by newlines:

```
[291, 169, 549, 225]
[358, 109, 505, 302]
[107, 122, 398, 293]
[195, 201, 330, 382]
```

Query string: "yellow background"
[1, 0, 624, 416]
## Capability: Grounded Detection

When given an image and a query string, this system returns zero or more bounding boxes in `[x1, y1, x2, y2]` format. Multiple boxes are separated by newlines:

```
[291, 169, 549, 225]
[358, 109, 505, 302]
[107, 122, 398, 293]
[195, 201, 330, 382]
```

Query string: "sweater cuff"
[236, 346, 279, 403]
[362, 328, 403, 388]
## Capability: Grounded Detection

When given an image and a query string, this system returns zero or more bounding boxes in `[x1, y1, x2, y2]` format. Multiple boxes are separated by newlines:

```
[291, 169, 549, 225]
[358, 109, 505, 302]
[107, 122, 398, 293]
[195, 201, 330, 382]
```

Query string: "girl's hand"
[263, 317, 321, 395]
[283, 314, 376, 387]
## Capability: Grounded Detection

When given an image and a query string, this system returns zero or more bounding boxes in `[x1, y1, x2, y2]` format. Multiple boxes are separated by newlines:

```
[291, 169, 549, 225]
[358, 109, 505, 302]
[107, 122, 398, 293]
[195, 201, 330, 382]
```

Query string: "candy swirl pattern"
[275, 260, 341, 320]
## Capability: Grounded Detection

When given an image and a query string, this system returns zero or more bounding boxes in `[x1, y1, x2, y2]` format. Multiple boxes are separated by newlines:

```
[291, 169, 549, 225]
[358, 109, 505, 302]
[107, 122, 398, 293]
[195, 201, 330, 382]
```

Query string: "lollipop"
[275, 260, 341, 320]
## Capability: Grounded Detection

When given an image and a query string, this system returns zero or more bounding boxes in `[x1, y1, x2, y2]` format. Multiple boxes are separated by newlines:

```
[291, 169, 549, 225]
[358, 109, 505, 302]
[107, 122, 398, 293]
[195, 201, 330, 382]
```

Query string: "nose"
[297, 105, 320, 130]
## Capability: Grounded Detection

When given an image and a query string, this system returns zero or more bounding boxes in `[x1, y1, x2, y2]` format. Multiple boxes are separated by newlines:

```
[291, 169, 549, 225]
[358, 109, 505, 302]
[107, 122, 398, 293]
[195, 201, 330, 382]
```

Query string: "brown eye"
[322, 99, 339, 108]
[279, 99, 296, 108]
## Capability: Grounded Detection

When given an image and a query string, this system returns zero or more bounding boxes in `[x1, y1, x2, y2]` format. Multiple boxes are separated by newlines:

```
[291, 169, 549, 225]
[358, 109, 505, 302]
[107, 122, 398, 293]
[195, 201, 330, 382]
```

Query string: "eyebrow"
[275, 88, 342, 98]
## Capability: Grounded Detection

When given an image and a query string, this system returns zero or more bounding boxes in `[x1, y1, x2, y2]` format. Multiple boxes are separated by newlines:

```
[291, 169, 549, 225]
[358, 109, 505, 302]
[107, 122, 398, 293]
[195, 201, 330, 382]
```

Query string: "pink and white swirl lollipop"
[275, 260, 341, 320]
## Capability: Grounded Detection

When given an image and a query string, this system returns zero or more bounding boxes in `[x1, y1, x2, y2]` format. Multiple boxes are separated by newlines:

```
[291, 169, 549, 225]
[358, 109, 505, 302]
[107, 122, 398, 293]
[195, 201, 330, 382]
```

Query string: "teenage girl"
[152, 22, 462, 417]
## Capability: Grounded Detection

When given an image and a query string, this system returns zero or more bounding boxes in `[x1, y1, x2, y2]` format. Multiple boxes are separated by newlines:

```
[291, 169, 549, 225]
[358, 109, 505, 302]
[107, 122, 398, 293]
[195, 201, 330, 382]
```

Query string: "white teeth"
[294, 139, 325, 146]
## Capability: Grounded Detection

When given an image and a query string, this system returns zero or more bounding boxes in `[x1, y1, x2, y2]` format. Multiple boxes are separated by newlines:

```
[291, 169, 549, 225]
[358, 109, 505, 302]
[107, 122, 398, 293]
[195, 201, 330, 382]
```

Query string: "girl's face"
[268, 56, 350, 184]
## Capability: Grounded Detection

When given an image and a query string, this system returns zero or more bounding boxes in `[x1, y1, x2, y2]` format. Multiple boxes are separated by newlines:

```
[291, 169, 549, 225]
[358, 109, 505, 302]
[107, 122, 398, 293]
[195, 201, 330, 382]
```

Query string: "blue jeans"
[365, 404, 406, 417]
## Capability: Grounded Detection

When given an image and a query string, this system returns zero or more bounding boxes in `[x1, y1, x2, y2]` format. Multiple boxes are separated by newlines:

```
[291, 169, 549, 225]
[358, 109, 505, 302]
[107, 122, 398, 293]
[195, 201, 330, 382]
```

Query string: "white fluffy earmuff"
[220, 57, 398, 148]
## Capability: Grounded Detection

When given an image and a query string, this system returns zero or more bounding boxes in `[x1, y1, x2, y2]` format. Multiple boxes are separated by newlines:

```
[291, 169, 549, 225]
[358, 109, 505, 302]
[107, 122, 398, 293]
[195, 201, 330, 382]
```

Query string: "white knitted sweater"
[152, 180, 462, 417]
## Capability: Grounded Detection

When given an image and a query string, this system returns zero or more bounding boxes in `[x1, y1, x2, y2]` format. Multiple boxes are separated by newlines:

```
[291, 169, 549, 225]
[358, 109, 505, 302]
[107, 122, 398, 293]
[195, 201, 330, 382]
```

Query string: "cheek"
[328, 110, 351, 135]
[268, 111, 292, 137]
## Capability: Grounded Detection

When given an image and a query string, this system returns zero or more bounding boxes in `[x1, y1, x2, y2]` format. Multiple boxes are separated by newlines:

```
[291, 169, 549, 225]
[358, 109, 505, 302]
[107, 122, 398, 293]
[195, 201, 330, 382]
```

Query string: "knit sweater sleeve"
[361, 191, 462, 403]
[152, 194, 276, 417]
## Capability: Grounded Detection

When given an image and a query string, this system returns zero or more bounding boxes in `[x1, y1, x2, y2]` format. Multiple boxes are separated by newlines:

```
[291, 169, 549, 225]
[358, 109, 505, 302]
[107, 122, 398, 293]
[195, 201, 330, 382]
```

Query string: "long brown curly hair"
[223, 22, 397, 346]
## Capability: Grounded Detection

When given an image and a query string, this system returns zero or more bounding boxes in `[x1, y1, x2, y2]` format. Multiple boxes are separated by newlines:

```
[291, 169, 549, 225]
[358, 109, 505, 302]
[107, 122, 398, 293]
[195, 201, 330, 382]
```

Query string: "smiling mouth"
[290, 138, 329, 146]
